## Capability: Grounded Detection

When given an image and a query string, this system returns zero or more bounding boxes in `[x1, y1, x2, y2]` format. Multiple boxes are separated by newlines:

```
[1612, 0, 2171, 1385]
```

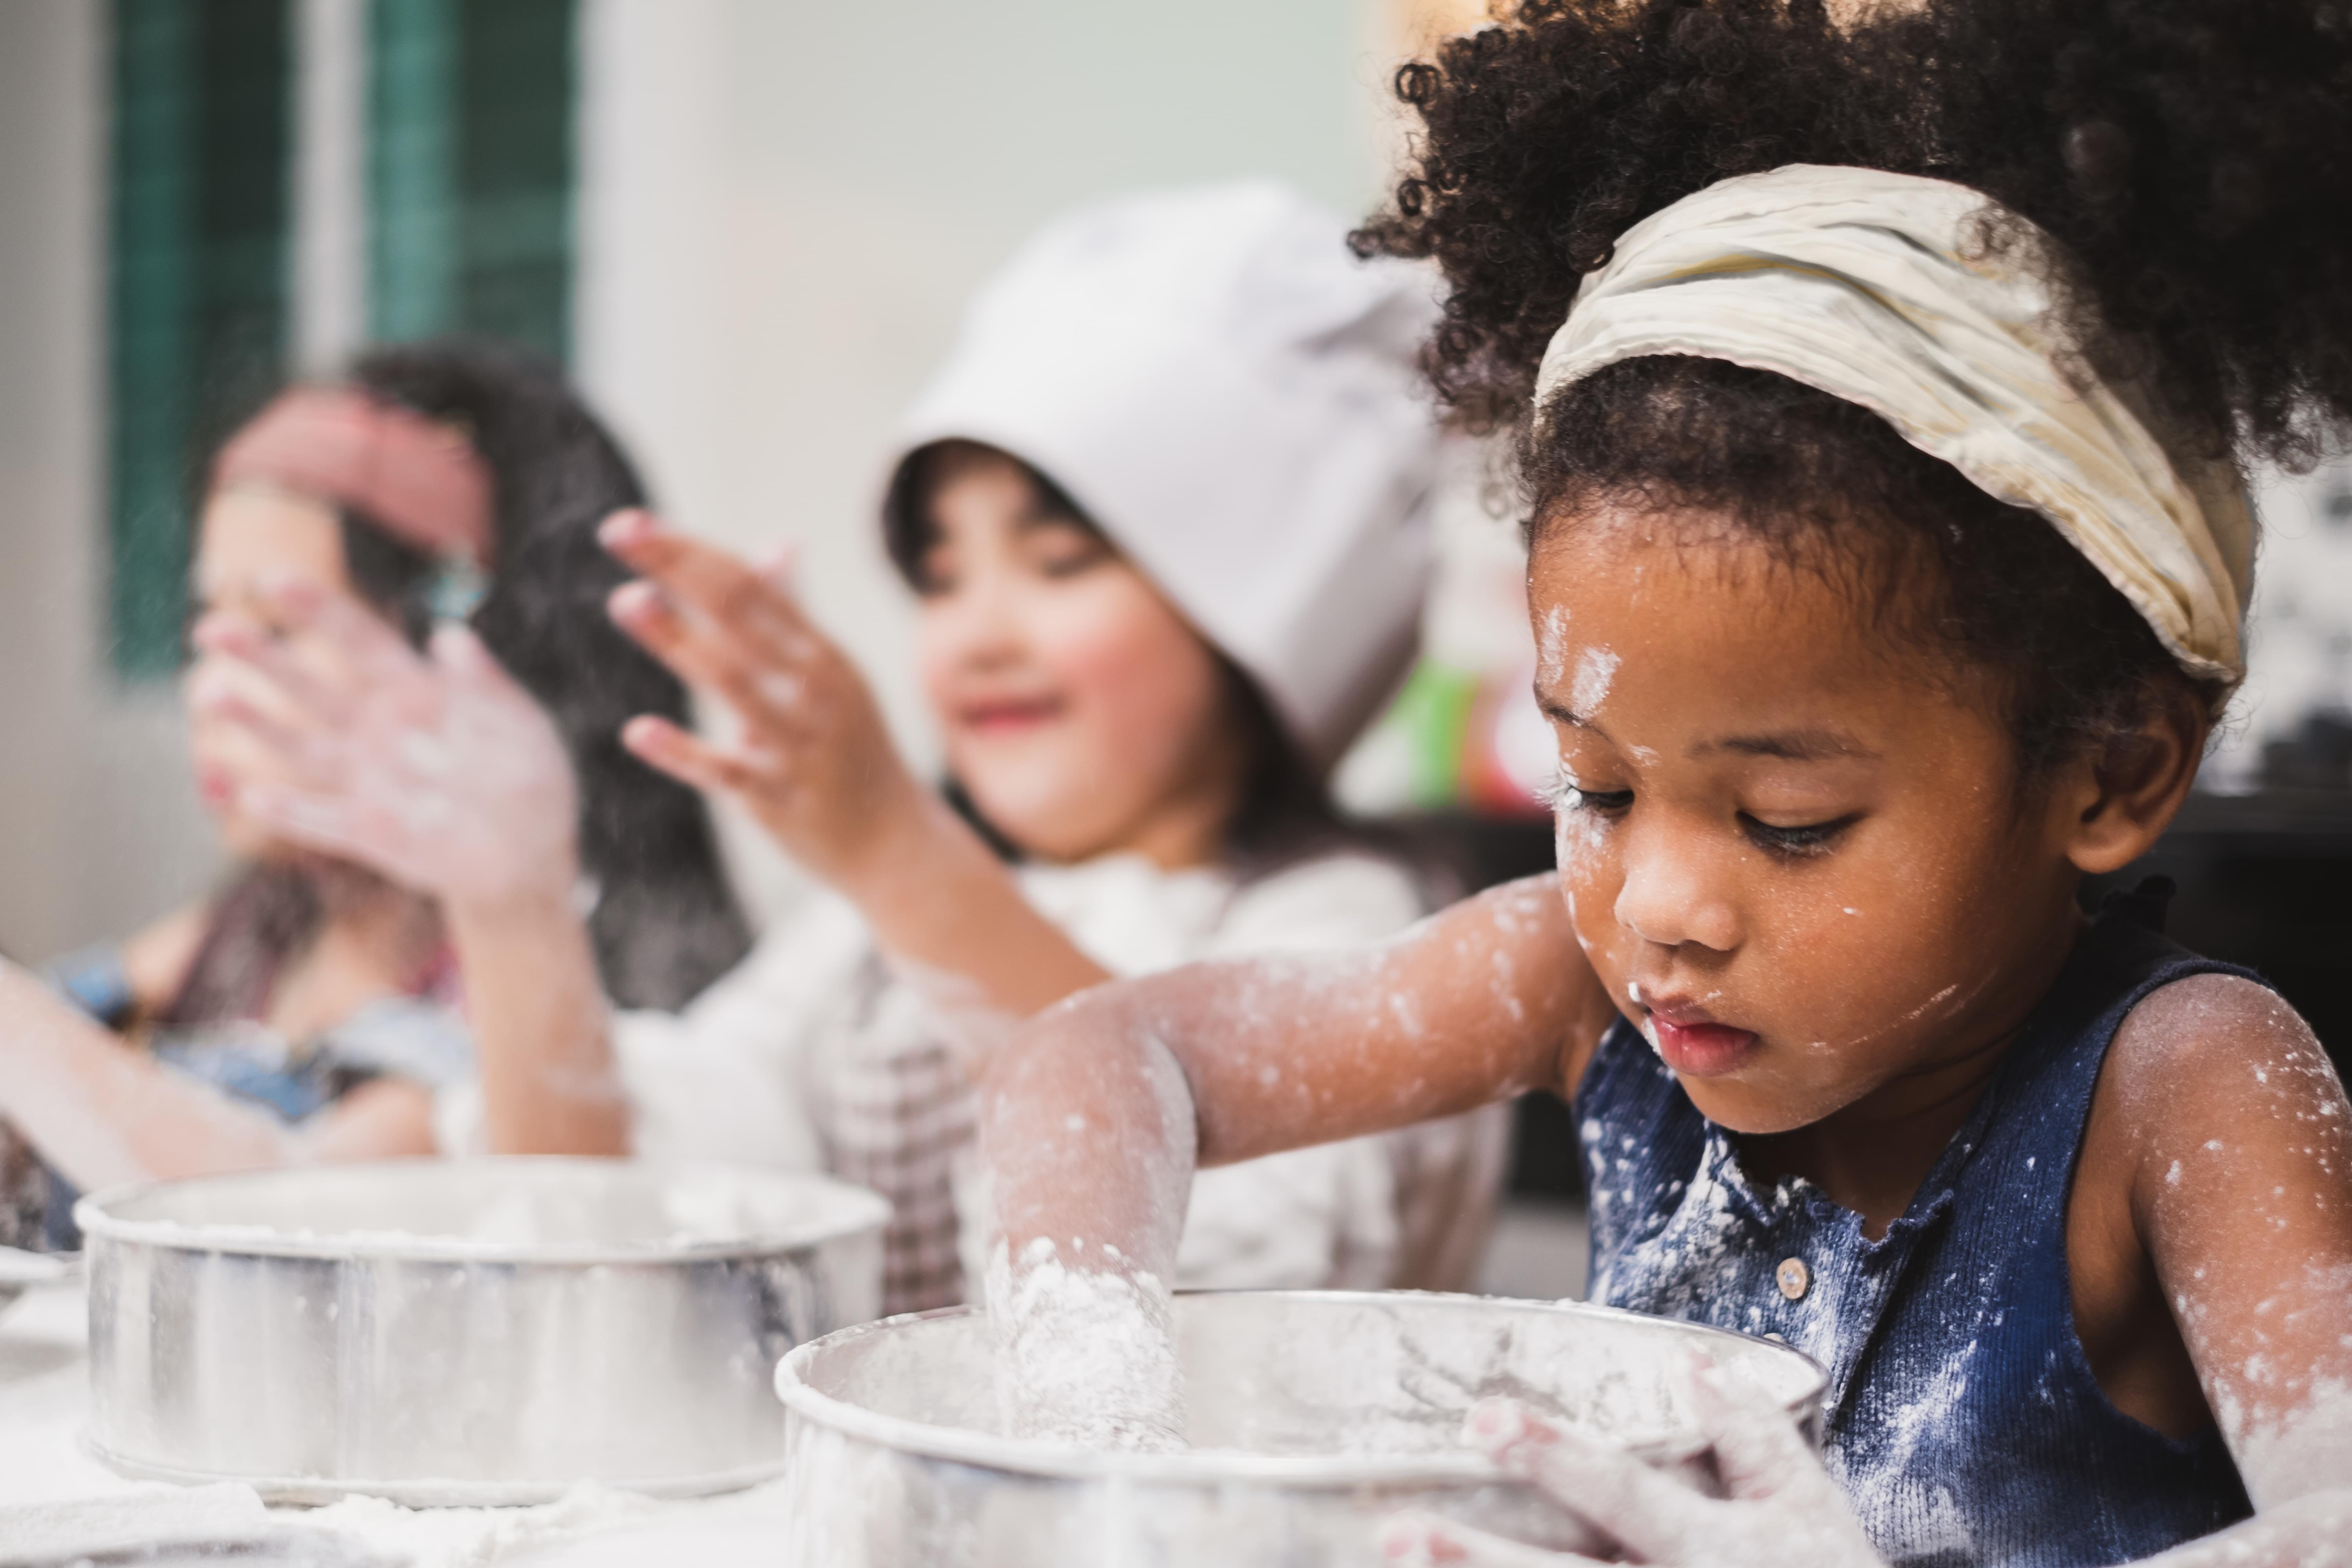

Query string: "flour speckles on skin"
[1387, 990, 1428, 1040]
[1570, 645, 1621, 715]
[1637, 1014, 1666, 1062]
[1488, 946, 1527, 1023]
[1537, 603, 1572, 690]
[1553, 794, 1607, 878]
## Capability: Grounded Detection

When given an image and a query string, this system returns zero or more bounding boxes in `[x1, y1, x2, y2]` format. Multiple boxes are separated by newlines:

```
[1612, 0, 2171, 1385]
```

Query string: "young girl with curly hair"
[975, 3, 2352, 1563]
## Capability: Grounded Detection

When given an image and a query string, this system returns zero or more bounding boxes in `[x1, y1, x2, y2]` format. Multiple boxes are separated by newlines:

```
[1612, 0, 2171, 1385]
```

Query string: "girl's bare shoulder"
[2089, 968, 2350, 1265]
[2101, 971, 2339, 1135]
[2095, 976, 2352, 1501]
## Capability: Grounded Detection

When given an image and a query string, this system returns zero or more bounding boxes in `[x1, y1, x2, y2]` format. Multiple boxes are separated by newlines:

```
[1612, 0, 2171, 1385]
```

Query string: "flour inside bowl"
[987, 1237, 1185, 1452]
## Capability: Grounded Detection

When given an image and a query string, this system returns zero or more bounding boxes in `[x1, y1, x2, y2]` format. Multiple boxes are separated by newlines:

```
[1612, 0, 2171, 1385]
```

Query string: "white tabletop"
[0, 1278, 796, 1565]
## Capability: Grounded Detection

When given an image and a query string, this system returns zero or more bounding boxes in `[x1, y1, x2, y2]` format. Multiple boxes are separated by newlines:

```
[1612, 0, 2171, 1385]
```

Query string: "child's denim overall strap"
[1575, 882, 2256, 1568]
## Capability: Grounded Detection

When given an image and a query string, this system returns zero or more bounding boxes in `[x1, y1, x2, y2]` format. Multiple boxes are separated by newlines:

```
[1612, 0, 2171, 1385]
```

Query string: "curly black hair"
[1356, 0, 2352, 779]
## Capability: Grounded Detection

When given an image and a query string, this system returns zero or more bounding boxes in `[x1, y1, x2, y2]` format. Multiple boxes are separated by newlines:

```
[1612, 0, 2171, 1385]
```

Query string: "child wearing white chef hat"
[221, 181, 1506, 1316]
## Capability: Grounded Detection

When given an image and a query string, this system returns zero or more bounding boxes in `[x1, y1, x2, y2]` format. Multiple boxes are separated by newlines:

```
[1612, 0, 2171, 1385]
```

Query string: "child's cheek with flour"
[1530, 512, 2093, 1135]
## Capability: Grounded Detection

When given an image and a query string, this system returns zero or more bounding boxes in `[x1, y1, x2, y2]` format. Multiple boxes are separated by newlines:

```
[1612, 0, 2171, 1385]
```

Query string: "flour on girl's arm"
[2124, 984, 2352, 1517]
[2193, 1250, 2352, 1510]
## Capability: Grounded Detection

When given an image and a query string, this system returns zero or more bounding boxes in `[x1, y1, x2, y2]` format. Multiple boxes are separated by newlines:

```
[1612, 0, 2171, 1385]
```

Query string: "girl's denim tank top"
[1576, 882, 2255, 1567]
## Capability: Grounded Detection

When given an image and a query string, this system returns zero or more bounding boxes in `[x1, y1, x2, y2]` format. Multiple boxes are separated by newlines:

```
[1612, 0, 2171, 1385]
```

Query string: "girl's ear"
[2058, 683, 2208, 876]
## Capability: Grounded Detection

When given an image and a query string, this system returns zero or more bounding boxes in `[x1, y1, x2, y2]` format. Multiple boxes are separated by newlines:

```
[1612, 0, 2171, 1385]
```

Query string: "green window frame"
[368, 0, 575, 365]
[107, 0, 293, 680]
[104, 0, 575, 679]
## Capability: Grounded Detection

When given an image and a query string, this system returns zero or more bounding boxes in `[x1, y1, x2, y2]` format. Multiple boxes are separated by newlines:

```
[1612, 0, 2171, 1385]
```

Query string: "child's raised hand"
[1378, 1370, 1883, 1568]
[189, 574, 581, 907]
[599, 509, 929, 897]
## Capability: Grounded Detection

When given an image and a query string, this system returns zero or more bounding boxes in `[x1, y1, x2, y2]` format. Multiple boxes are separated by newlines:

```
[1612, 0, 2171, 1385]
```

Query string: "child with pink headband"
[0, 341, 745, 1241]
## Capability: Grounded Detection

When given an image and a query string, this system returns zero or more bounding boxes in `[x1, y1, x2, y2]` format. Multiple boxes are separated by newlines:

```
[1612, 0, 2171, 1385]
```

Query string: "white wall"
[2205, 460, 2352, 789]
[573, 0, 1401, 922]
[0, 2, 225, 965]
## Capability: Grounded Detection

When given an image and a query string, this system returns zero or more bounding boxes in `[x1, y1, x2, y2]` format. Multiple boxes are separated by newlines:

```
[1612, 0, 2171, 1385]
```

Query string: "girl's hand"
[598, 508, 931, 896]
[190, 575, 581, 908]
[1378, 1371, 1883, 1568]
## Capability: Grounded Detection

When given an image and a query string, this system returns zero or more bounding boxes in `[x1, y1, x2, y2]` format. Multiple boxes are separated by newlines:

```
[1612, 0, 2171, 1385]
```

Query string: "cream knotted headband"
[1533, 164, 2255, 683]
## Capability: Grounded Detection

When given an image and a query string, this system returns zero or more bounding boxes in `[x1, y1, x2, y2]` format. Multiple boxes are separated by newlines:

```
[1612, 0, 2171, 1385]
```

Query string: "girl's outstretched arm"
[0, 960, 435, 1190]
[599, 510, 1110, 1030]
[978, 874, 1612, 1444]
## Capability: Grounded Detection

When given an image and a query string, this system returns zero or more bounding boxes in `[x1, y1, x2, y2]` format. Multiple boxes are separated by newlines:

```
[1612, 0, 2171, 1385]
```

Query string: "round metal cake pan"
[76, 1156, 888, 1505]
[775, 1289, 1828, 1566]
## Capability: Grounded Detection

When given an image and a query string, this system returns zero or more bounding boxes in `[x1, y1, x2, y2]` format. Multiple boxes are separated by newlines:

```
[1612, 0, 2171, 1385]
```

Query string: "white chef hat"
[886, 180, 1443, 767]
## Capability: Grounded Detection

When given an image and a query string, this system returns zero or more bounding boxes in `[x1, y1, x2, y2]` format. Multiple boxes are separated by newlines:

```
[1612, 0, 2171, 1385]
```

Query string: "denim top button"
[1775, 1256, 1809, 1300]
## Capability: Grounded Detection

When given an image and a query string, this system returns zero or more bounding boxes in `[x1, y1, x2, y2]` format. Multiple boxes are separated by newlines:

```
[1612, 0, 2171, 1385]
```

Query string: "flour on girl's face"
[1537, 604, 1572, 690]
[1554, 795, 1607, 878]
[1570, 646, 1621, 715]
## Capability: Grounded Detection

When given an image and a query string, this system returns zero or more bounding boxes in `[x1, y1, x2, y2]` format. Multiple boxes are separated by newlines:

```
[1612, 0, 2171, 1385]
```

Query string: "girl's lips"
[957, 698, 1063, 736]
[196, 768, 238, 808]
[1650, 1017, 1762, 1078]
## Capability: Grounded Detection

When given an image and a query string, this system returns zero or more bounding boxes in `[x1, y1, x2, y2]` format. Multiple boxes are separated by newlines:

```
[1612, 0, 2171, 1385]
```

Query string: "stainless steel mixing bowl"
[77, 1157, 888, 1505]
[775, 1289, 1827, 1566]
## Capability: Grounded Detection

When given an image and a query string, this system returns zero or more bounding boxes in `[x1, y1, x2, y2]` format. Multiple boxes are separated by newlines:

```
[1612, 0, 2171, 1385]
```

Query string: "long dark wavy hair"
[1355, 0, 2352, 788]
[171, 339, 750, 1018]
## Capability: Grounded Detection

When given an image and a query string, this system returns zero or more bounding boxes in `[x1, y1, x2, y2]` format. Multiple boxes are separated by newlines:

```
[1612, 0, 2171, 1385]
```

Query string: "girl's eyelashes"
[1028, 526, 1111, 579]
[1542, 759, 1857, 856]
[1738, 811, 1861, 858]
[1036, 550, 1105, 579]
[1549, 778, 1635, 817]
[1540, 760, 1631, 815]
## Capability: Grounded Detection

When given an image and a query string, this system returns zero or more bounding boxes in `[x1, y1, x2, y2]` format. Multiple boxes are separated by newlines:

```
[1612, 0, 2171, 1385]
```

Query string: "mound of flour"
[988, 1237, 1185, 1452]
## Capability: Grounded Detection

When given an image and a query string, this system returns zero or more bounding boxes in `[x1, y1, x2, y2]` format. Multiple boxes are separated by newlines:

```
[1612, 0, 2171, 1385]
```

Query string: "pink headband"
[212, 386, 495, 567]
